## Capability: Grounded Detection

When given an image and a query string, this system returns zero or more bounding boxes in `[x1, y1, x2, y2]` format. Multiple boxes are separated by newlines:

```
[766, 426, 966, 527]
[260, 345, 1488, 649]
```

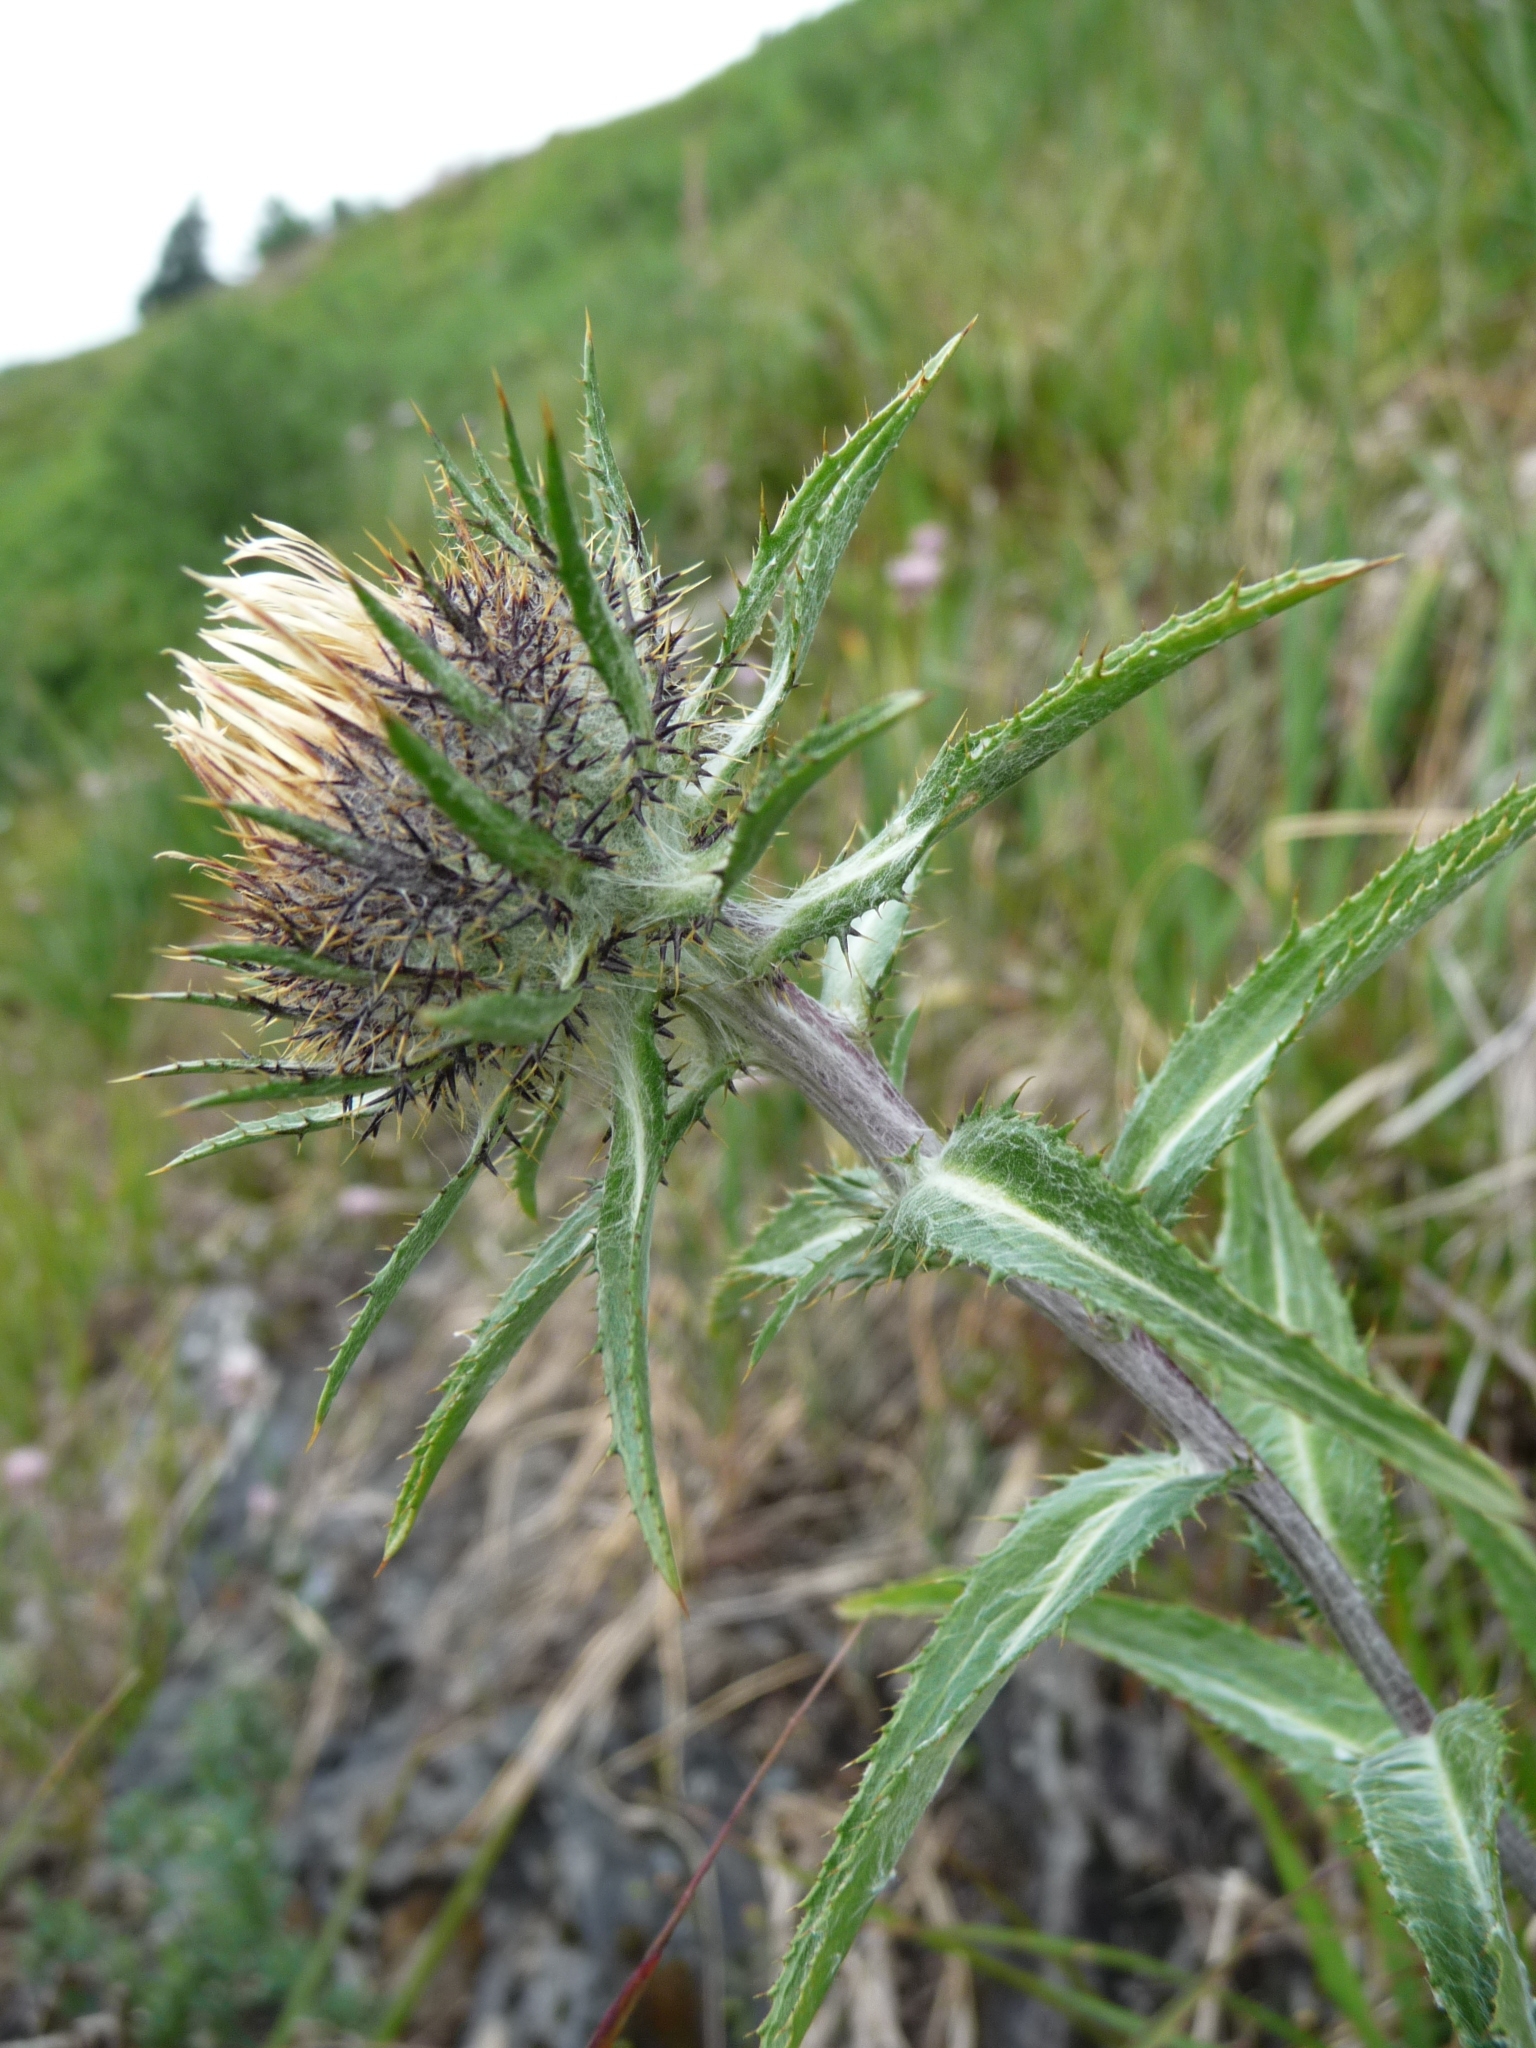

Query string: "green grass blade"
[715, 692, 924, 904]
[835, 1569, 967, 1620]
[761, 1452, 1230, 2046]
[1109, 783, 1536, 1218]
[383, 1187, 601, 1560]
[350, 579, 505, 734]
[1068, 1594, 1394, 1793]
[1353, 1702, 1536, 2047]
[174, 940, 377, 986]
[880, 1912, 1189, 1988]
[382, 714, 585, 897]
[155, 1089, 396, 1172]
[761, 563, 1372, 967]
[893, 1110, 1522, 1521]
[886, 1912, 1323, 2048]
[886, 1924, 1204, 2046]
[581, 325, 649, 603]
[543, 420, 655, 743]
[596, 993, 678, 1592]
[419, 986, 581, 1046]
[314, 1083, 516, 1434]
[1196, 1726, 1390, 2048]
[714, 330, 967, 680]
[1452, 1505, 1536, 1690]
[1215, 1113, 1388, 1596]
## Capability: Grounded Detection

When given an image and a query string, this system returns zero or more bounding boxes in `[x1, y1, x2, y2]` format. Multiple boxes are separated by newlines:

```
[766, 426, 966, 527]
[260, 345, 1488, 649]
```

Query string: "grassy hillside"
[7, 0, 1536, 2024]
[6, 0, 1535, 752]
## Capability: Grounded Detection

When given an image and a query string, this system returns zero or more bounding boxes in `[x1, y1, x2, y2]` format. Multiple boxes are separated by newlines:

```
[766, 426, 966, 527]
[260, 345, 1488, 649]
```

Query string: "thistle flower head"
[150, 333, 968, 1162]
[164, 499, 698, 1123]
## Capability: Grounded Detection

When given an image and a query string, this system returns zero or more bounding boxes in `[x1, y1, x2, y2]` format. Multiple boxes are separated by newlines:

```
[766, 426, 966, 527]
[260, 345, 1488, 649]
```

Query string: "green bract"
[142, 334, 1536, 2039]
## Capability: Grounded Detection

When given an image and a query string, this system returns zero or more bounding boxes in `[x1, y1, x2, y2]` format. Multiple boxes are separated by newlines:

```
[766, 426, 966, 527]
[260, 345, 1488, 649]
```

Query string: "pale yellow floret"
[164, 523, 421, 830]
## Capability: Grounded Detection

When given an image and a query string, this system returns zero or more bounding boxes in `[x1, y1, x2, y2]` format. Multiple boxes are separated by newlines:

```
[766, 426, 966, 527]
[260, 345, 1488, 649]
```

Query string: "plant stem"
[726, 975, 1536, 1906]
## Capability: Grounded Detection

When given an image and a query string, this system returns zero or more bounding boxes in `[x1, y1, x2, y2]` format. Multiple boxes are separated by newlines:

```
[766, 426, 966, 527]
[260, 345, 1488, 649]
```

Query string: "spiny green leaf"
[222, 800, 389, 868]
[596, 993, 678, 1592]
[581, 325, 649, 606]
[178, 1066, 420, 1113]
[1215, 1113, 1388, 1597]
[892, 1109, 1521, 1521]
[714, 330, 967, 683]
[120, 988, 303, 1018]
[762, 561, 1374, 967]
[820, 867, 923, 1038]
[175, 940, 377, 986]
[834, 1577, 1395, 1793]
[315, 1084, 516, 1435]
[747, 1233, 885, 1367]
[1354, 1702, 1536, 2047]
[155, 1089, 396, 1173]
[543, 419, 656, 743]
[383, 714, 586, 898]
[351, 579, 505, 734]
[698, 334, 965, 803]
[384, 1188, 600, 1560]
[715, 692, 925, 904]
[132, 1055, 319, 1082]
[419, 985, 581, 1046]
[493, 372, 549, 542]
[1452, 1506, 1536, 1688]
[1068, 1594, 1394, 1794]
[762, 1452, 1230, 2047]
[662, 1062, 738, 1151]
[712, 1167, 891, 1359]
[1109, 782, 1536, 1218]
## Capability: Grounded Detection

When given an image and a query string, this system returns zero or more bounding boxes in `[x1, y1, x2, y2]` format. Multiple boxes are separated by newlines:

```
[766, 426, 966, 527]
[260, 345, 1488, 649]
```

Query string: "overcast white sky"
[1, 0, 844, 371]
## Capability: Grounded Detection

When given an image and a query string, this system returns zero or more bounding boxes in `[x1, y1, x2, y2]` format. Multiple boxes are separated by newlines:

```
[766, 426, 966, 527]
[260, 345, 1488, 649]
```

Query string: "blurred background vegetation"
[9, 0, 1536, 2033]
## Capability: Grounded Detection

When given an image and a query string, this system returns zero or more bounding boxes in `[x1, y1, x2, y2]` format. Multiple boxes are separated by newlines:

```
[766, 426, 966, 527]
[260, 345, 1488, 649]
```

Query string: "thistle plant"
[143, 330, 1536, 2042]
